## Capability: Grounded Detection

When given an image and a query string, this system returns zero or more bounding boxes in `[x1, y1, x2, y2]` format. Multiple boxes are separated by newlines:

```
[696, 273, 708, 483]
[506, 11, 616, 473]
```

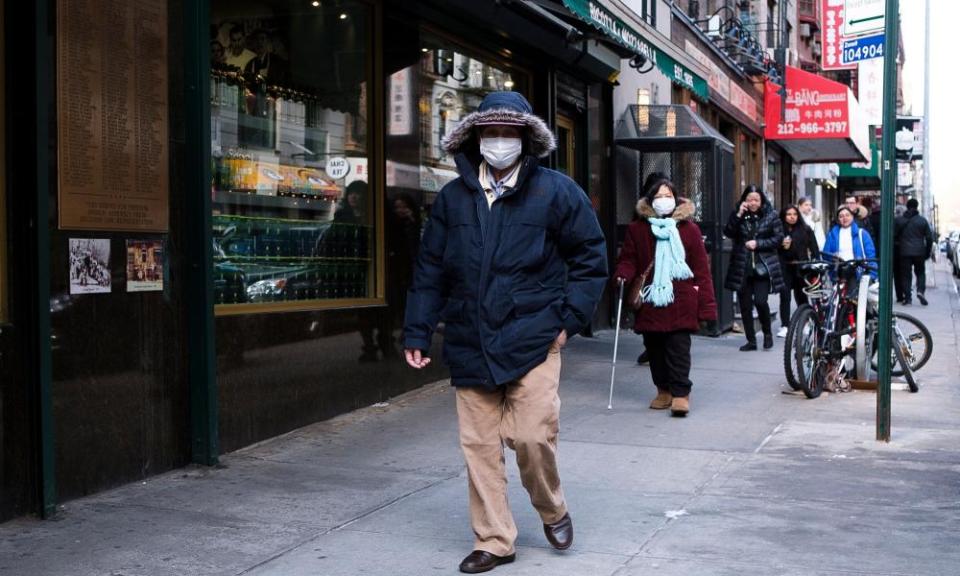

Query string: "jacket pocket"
[511, 287, 557, 317]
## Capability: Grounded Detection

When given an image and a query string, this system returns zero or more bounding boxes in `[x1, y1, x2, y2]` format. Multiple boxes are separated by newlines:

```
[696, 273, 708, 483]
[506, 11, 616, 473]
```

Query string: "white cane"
[608, 278, 626, 410]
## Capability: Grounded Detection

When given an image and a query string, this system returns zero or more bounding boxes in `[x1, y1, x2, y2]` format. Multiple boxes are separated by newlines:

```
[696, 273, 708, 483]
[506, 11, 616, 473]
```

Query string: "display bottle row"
[214, 216, 372, 260]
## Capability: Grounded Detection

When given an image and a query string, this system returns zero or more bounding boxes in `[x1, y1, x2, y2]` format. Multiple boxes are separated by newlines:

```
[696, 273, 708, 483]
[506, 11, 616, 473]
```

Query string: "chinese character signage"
[821, 0, 857, 71]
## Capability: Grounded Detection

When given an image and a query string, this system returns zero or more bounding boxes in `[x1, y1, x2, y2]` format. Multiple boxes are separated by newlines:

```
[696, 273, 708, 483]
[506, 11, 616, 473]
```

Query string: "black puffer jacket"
[894, 209, 934, 258]
[779, 221, 820, 288]
[724, 196, 785, 292]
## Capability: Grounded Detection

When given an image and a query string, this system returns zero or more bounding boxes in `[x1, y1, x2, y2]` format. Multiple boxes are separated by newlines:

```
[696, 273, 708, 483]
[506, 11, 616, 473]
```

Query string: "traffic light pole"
[877, 0, 900, 442]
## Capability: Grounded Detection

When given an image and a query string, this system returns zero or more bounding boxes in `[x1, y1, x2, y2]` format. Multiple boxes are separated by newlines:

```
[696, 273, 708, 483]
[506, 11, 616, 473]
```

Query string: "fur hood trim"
[441, 108, 557, 158]
[636, 197, 696, 221]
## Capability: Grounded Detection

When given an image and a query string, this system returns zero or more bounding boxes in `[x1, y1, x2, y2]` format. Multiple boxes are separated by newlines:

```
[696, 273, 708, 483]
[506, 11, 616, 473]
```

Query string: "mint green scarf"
[644, 218, 693, 307]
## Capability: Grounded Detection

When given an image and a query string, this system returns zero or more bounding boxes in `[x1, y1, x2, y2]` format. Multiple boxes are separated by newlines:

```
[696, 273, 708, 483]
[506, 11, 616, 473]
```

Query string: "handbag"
[627, 260, 656, 311]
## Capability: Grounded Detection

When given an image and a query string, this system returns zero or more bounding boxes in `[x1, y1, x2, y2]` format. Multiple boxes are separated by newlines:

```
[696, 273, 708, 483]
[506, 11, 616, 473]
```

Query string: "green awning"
[562, 0, 709, 100]
[839, 139, 880, 178]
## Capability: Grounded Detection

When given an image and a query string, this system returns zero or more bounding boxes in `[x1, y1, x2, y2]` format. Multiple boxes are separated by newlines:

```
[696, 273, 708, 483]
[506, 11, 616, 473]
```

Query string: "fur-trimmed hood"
[441, 91, 557, 158]
[636, 197, 696, 221]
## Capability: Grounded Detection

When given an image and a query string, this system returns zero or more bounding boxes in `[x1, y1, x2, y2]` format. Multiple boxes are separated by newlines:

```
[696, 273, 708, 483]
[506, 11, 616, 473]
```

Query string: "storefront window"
[385, 34, 527, 216]
[210, 0, 373, 312]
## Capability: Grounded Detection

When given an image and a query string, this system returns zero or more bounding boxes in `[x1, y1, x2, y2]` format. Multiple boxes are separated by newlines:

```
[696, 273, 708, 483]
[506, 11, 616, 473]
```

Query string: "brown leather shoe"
[649, 390, 673, 410]
[543, 512, 573, 550]
[671, 396, 689, 417]
[459, 550, 516, 573]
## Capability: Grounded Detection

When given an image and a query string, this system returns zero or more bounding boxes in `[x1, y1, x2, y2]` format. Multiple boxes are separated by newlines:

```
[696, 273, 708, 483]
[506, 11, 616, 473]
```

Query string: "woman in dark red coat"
[614, 176, 717, 416]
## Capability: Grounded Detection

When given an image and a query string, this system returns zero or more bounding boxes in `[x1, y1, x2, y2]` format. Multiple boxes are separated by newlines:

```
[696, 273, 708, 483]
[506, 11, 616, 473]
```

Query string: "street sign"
[840, 33, 885, 65]
[844, 0, 885, 37]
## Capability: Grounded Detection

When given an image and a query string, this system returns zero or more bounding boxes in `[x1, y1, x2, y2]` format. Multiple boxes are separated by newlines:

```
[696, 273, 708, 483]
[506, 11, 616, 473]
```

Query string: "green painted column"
[184, 0, 219, 465]
[876, 0, 900, 442]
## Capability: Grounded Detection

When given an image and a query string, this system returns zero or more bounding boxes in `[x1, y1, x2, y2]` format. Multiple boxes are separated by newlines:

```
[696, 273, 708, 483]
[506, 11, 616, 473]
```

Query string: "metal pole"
[877, 0, 900, 442]
[923, 0, 931, 225]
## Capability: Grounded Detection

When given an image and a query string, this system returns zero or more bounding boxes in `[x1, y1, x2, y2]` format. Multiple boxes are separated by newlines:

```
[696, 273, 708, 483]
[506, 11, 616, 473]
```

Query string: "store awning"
[562, 0, 710, 100]
[764, 66, 870, 164]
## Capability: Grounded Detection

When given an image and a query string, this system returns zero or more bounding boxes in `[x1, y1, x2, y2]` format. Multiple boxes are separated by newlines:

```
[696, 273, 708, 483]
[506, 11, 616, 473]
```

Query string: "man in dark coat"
[403, 91, 607, 573]
[894, 198, 934, 305]
[724, 186, 784, 350]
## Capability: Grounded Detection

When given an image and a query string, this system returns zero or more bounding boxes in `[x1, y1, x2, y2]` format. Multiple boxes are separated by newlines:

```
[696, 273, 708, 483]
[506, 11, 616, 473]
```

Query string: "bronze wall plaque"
[57, 0, 169, 232]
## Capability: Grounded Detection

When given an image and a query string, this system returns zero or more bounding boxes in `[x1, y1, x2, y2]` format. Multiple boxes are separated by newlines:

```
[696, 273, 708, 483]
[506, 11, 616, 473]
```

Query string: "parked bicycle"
[783, 258, 931, 398]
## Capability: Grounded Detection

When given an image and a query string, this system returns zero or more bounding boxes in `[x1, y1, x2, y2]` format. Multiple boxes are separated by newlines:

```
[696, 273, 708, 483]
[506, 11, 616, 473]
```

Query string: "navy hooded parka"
[403, 92, 608, 389]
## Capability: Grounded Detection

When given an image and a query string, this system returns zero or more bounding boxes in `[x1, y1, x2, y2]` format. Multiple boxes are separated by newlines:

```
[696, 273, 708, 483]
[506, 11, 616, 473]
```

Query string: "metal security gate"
[614, 105, 735, 334]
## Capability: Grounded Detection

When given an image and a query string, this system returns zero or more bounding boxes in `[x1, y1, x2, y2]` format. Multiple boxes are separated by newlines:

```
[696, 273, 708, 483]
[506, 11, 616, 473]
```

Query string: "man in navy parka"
[403, 91, 607, 573]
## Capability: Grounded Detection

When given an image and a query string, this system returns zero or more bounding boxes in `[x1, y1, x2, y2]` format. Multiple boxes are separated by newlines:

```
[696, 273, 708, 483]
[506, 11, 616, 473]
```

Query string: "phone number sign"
[840, 33, 884, 65]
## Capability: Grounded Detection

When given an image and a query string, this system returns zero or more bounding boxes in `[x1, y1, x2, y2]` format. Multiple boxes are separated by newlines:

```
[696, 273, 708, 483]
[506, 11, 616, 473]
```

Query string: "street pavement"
[2, 264, 959, 576]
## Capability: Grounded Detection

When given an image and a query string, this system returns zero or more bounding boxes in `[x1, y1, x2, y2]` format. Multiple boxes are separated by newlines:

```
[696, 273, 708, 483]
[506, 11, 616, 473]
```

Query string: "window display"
[210, 0, 373, 311]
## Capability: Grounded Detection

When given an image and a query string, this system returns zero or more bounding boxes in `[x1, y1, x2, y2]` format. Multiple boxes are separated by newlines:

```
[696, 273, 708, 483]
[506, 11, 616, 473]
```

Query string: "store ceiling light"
[421, 47, 429, 52]
[339, 13, 347, 19]
[311, 1, 319, 6]
[504, 80, 514, 88]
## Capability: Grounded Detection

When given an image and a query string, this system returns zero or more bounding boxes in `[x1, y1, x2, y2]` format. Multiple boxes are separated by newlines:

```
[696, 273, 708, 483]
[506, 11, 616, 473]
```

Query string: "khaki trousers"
[455, 346, 567, 556]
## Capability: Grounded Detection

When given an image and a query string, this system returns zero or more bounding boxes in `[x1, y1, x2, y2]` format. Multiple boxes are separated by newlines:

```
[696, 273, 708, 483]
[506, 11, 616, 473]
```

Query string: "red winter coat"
[614, 198, 717, 333]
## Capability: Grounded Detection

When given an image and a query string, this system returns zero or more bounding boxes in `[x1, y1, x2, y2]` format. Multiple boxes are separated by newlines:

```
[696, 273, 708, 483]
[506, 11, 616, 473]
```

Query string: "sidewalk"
[3, 266, 959, 576]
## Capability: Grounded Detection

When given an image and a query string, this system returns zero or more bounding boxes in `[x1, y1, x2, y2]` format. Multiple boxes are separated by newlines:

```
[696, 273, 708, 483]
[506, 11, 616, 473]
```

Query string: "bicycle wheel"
[783, 304, 814, 390]
[870, 312, 933, 376]
[792, 306, 823, 398]
[891, 333, 919, 392]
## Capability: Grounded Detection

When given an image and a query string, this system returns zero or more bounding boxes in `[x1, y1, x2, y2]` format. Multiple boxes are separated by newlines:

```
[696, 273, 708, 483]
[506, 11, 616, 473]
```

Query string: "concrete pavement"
[2, 264, 959, 576]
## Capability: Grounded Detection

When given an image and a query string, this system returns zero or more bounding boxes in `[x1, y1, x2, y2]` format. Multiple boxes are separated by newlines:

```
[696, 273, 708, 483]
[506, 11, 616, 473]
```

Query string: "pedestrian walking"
[843, 194, 873, 238]
[402, 91, 607, 574]
[777, 205, 820, 337]
[893, 202, 908, 302]
[613, 175, 717, 416]
[894, 198, 934, 305]
[798, 196, 825, 250]
[724, 185, 785, 351]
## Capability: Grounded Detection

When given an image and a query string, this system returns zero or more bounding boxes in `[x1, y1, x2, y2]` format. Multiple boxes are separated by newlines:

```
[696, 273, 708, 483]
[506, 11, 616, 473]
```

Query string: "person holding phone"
[724, 185, 784, 351]
[777, 205, 820, 337]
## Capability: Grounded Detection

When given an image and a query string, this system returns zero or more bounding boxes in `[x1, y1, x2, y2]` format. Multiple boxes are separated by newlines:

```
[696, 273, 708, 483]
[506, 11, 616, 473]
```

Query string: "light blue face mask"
[480, 137, 522, 170]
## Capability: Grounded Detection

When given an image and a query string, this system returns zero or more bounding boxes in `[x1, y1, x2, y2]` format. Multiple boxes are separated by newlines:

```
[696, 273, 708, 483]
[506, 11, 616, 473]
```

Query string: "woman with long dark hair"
[614, 175, 717, 417]
[724, 185, 784, 351]
[776, 205, 820, 337]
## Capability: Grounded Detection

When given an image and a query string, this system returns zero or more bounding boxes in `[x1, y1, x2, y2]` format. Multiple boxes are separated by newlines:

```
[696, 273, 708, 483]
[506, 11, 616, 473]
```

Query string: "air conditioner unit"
[812, 42, 822, 57]
[800, 23, 812, 38]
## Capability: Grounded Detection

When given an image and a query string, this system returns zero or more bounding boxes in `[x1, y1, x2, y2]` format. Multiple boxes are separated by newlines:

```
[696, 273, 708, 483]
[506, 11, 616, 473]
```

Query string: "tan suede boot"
[670, 396, 689, 417]
[649, 390, 673, 410]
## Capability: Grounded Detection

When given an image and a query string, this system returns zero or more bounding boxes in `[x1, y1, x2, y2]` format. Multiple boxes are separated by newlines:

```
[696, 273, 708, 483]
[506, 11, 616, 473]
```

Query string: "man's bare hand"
[554, 330, 568, 349]
[404, 348, 431, 369]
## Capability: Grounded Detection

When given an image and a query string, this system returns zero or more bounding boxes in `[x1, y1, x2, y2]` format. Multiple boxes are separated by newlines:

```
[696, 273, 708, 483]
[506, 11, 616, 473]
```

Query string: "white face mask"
[652, 197, 676, 216]
[480, 137, 522, 170]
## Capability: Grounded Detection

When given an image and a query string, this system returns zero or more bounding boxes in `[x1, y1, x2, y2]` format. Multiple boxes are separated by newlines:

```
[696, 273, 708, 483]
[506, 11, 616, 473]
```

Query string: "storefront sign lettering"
[765, 66, 852, 140]
[563, 0, 709, 99]
[587, 2, 657, 63]
[325, 157, 350, 179]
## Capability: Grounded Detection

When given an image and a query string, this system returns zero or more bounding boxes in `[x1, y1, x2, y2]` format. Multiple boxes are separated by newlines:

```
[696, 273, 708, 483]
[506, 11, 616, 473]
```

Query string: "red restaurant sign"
[764, 65, 869, 163]
[765, 66, 850, 140]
